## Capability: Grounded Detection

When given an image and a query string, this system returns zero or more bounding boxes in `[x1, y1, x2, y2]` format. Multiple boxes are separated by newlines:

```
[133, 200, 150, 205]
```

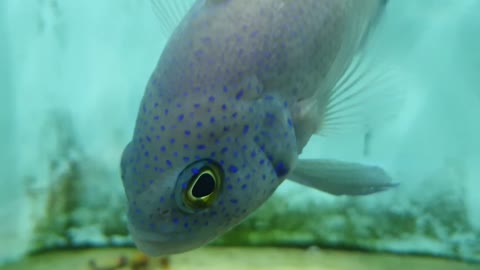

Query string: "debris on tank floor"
[0, 247, 478, 270]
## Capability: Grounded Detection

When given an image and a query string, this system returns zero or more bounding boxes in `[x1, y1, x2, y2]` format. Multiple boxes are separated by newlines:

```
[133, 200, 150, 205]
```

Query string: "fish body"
[121, 0, 391, 256]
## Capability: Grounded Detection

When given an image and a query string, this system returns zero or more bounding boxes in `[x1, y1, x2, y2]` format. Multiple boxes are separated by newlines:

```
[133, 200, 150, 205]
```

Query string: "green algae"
[26, 112, 130, 251]
[216, 189, 479, 262]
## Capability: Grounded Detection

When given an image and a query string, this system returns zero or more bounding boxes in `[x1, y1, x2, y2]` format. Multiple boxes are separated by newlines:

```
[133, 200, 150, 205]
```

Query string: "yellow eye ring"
[181, 160, 223, 210]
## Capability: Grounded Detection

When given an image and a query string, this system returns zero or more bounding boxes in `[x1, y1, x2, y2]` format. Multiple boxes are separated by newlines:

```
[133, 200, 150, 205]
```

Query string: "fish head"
[120, 88, 298, 256]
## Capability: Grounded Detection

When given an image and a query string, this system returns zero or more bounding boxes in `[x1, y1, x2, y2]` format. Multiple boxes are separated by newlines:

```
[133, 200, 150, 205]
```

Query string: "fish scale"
[121, 0, 394, 256]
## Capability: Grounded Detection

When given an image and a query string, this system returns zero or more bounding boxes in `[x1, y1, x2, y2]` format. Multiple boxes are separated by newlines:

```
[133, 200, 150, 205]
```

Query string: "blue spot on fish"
[243, 125, 249, 135]
[229, 165, 239, 173]
[195, 49, 204, 57]
[236, 90, 244, 100]
[274, 161, 289, 177]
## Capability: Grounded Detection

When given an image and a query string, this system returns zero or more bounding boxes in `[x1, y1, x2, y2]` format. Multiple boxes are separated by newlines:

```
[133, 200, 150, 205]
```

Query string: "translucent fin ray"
[317, 42, 405, 136]
[151, 0, 195, 39]
[313, 4, 406, 136]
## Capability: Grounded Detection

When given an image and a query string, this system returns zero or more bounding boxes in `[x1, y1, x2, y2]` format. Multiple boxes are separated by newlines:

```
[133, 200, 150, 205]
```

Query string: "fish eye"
[176, 159, 223, 212]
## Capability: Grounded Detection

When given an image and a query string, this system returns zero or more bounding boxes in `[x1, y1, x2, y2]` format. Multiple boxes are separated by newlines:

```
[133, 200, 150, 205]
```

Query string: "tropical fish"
[121, 0, 398, 256]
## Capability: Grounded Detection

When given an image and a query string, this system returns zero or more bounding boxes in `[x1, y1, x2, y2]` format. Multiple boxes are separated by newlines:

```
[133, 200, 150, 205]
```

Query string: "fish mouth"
[132, 234, 205, 257]
[127, 221, 213, 256]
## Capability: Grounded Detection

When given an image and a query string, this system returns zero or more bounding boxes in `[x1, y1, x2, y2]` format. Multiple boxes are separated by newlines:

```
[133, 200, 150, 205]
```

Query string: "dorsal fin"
[206, 0, 227, 4]
[151, 0, 195, 40]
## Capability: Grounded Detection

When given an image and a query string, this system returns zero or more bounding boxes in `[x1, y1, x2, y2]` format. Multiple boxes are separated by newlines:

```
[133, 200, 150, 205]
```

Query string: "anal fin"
[288, 159, 398, 196]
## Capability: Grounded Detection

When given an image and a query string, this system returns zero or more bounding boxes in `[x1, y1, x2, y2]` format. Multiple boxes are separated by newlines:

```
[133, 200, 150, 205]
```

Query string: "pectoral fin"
[288, 159, 398, 196]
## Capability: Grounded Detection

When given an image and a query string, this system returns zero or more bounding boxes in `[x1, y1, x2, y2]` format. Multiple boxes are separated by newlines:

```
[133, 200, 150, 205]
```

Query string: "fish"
[120, 0, 399, 256]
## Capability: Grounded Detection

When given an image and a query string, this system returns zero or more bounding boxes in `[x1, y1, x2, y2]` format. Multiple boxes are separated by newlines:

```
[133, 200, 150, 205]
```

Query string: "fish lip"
[128, 221, 211, 256]
[130, 230, 211, 256]
[131, 234, 196, 256]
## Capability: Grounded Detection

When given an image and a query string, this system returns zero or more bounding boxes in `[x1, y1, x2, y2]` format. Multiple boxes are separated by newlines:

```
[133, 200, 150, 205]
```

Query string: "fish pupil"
[192, 172, 215, 198]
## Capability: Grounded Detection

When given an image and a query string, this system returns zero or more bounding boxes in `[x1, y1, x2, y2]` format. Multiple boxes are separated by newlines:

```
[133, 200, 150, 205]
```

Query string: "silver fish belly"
[121, 0, 388, 256]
